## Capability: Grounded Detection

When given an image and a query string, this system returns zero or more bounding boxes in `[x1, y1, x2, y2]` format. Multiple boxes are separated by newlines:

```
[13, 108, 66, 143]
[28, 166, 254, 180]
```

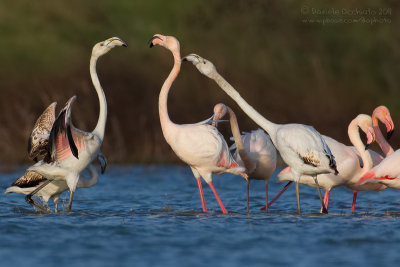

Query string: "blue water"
[1, 165, 400, 267]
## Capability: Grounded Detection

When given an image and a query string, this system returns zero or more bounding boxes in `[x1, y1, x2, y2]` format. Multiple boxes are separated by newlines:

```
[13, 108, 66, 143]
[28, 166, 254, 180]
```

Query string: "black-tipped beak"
[365, 143, 370, 150]
[122, 43, 128, 47]
[387, 130, 394, 140]
[148, 36, 162, 48]
[182, 57, 188, 62]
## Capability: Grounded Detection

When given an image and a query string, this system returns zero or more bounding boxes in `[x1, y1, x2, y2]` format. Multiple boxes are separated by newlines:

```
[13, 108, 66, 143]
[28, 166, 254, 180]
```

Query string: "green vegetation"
[0, 0, 399, 168]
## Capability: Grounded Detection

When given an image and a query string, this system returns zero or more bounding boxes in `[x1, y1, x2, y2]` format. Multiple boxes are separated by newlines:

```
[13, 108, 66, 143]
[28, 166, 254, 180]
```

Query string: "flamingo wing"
[277, 124, 337, 173]
[46, 96, 79, 162]
[11, 171, 47, 188]
[28, 102, 57, 162]
[359, 150, 400, 184]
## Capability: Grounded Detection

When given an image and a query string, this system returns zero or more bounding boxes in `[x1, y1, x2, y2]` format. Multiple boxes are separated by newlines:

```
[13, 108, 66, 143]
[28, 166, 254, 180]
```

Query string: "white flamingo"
[183, 53, 338, 214]
[277, 114, 384, 213]
[6, 164, 100, 213]
[212, 103, 277, 212]
[149, 34, 247, 214]
[8, 99, 108, 212]
[25, 37, 126, 211]
[6, 99, 107, 212]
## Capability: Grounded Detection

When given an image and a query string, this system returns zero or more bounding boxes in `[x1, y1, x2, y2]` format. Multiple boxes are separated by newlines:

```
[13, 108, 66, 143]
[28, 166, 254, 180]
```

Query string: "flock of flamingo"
[4, 34, 399, 215]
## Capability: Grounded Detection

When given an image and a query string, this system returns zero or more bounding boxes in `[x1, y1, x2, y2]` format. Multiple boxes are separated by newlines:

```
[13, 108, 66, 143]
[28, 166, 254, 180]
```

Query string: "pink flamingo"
[149, 34, 246, 214]
[278, 114, 382, 213]
[272, 106, 394, 213]
[371, 105, 394, 156]
[212, 103, 277, 212]
[356, 106, 398, 191]
[343, 105, 394, 212]
[358, 149, 400, 188]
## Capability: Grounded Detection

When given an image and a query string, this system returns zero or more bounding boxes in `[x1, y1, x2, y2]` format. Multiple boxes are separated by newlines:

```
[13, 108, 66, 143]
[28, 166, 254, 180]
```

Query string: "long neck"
[90, 55, 107, 142]
[372, 116, 394, 156]
[77, 165, 98, 188]
[348, 119, 373, 173]
[159, 49, 180, 140]
[227, 107, 256, 173]
[209, 71, 278, 140]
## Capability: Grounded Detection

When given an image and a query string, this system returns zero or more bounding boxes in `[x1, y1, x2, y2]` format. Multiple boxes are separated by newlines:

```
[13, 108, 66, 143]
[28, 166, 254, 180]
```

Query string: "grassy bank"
[0, 0, 399, 169]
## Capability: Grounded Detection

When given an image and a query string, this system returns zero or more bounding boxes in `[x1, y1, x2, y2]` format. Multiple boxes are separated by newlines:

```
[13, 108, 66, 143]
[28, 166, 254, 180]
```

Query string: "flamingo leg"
[264, 184, 268, 212]
[246, 180, 250, 213]
[320, 190, 330, 213]
[313, 176, 328, 214]
[196, 177, 208, 213]
[262, 181, 293, 210]
[68, 190, 74, 212]
[296, 182, 301, 214]
[208, 182, 228, 214]
[25, 180, 51, 213]
[351, 192, 357, 214]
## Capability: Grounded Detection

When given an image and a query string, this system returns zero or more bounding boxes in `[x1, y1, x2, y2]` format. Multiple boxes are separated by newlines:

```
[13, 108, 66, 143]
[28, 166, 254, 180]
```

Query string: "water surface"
[1, 165, 399, 267]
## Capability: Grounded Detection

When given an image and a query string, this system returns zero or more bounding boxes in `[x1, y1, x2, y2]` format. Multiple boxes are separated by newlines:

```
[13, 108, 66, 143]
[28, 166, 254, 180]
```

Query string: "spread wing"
[28, 102, 57, 162]
[46, 96, 79, 163]
[11, 171, 47, 188]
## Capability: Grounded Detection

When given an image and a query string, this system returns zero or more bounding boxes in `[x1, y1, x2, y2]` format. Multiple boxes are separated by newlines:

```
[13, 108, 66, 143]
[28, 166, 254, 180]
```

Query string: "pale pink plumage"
[150, 34, 246, 214]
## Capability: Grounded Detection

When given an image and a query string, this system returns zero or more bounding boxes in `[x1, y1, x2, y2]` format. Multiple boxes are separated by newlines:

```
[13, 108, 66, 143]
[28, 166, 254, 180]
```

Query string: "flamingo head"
[92, 37, 127, 58]
[353, 114, 375, 150]
[365, 126, 376, 150]
[372, 105, 395, 140]
[212, 103, 228, 127]
[148, 34, 180, 53]
[182, 54, 216, 78]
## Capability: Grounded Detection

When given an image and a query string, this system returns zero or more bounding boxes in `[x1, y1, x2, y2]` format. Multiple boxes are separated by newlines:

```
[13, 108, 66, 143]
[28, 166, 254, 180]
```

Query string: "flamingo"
[342, 105, 394, 212]
[277, 114, 383, 213]
[212, 103, 277, 212]
[6, 164, 100, 213]
[25, 37, 126, 211]
[183, 54, 338, 214]
[149, 34, 247, 214]
[6, 99, 107, 212]
[371, 105, 394, 156]
[357, 150, 400, 189]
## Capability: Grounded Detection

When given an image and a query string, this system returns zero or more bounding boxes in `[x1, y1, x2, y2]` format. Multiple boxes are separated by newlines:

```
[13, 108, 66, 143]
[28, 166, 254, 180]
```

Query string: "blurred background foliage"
[0, 0, 399, 169]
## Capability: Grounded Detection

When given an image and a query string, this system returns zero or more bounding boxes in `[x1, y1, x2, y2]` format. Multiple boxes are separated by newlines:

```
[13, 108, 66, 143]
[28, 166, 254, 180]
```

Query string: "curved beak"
[387, 129, 394, 140]
[148, 36, 162, 48]
[212, 114, 220, 127]
[385, 115, 394, 140]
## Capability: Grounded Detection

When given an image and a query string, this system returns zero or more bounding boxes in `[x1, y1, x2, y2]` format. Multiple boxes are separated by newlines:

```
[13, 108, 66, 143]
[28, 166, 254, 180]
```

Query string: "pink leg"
[246, 181, 250, 213]
[351, 192, 357, 214]
[208, 182, 228, 214]
[261, 181, 293, 210]
[320, 190, 330, 213]
[261, 184, 269, 212]
[196, 177, 207, 213]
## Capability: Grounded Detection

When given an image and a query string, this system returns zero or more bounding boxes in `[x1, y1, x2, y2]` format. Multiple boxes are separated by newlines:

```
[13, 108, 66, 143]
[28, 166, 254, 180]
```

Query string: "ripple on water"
[1, 166, 400, 267]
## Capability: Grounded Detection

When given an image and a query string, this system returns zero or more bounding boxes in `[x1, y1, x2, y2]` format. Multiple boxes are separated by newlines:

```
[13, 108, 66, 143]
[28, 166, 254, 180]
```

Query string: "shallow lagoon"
[1, 165, 400, 267]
